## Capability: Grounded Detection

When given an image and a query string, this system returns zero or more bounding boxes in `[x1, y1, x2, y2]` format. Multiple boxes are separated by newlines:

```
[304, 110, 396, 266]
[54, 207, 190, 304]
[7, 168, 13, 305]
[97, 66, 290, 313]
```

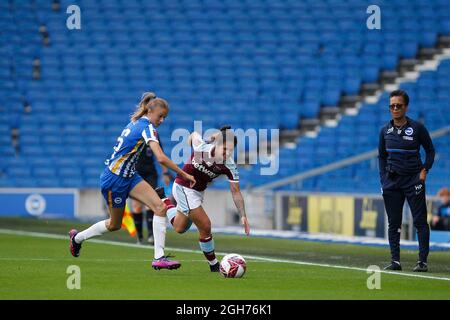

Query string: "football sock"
[162, 197, 175, 208]
[146, 209, 154, 237]
[74, 220, 108, 244]
[166, 207, 177, 226]
[199, 236, 218, 266]
[152, 215, 167, 259]
[162, 198, 177, 225]
[132, 213, 143, 239]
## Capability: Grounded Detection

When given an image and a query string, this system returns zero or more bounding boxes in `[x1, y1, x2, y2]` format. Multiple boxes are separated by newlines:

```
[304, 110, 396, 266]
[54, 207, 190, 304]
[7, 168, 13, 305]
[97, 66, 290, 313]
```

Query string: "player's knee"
[199, 225, 211, 238]
[203, 220, 212, 233]
[132, 202, 142, 213]
[174, 225, 186, 234]
[153, 203, 167, 217]
[108, 223, 121, 231]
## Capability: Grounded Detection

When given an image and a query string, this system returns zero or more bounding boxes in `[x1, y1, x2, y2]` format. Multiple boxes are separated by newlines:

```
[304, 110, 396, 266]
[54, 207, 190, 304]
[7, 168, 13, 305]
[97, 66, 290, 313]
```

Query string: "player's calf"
[107, 222, 122, 232]
[69, 220, 109, 257]
[199, 235, 219, 271]
[161, 189, 193, 233]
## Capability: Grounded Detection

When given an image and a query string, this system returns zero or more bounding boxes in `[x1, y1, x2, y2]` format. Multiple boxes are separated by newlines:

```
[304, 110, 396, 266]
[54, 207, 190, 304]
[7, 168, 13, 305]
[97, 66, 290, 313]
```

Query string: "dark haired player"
[160, 127, 250, 272]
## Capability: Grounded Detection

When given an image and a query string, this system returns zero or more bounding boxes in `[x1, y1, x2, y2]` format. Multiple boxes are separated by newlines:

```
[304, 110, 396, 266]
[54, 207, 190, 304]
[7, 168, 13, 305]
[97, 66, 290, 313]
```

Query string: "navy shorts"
[100, 168, 143, 208]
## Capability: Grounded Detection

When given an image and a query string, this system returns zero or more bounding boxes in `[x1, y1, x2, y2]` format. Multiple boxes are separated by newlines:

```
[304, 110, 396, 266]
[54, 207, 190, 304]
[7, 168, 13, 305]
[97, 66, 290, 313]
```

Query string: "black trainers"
[69, 229, 82, 257]
[210, 262, 220, 272]
[413, 261, 428, 272]
[155, 186, 166, 199]
[383, 261, 402, 271]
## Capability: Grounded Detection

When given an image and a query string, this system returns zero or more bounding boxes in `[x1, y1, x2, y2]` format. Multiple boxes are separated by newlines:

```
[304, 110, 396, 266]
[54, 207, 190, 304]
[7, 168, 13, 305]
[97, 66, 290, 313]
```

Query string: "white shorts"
[172, 182, 204, 216]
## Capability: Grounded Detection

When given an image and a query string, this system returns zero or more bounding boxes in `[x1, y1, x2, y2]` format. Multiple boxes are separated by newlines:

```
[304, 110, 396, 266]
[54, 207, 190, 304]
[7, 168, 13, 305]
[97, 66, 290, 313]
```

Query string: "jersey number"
[106, 128, 131, 164]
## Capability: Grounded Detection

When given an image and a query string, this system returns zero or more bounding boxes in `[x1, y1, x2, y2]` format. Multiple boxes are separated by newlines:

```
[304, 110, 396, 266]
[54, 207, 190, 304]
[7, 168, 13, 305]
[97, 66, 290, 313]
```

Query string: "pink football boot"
[68, 229, 82, 257]
[152, 256, 181, 270]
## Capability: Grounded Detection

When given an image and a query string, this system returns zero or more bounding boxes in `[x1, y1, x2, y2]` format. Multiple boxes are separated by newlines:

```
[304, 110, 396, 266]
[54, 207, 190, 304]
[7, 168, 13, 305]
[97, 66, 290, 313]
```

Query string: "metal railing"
[254, 126, 450, 191]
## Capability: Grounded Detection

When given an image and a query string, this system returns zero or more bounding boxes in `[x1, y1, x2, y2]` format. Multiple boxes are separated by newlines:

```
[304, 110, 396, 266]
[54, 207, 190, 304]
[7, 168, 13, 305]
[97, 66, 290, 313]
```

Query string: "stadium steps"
[280, 34, 450, 145]
[2, 0, 449, 191]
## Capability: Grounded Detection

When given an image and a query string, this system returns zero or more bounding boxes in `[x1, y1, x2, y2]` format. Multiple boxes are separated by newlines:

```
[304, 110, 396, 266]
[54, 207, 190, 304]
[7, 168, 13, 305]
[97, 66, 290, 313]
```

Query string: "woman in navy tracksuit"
[378, 90, 435, 272]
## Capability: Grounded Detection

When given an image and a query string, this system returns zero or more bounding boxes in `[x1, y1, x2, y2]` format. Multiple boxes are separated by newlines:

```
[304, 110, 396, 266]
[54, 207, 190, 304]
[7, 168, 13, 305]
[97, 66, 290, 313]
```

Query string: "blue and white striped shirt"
[105, 116, 159, 178]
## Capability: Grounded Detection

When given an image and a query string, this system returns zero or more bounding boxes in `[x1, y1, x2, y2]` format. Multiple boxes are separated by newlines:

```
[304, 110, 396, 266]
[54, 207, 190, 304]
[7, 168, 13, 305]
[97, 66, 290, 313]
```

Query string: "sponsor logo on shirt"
[386, 127, 394, 134]
[192, 158, 218, 179]
[405, 127, 414, 136]
[403, 136, 413, 141]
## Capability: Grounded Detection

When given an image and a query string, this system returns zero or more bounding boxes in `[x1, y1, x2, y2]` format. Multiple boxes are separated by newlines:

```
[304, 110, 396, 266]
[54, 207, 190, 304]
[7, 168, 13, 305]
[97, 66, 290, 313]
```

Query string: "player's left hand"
[241, 216, 250, 236]
[419, 168, 427, 182]
[183, 172, 196, 188]
[163, 174, 171, 186]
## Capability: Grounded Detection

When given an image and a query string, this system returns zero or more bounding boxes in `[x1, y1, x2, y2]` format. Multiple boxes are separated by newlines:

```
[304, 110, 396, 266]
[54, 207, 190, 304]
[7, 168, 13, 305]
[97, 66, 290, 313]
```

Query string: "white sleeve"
[192, 132, 210, 152]
[142, 124, 159, 144]
[224, 159, 239, 182]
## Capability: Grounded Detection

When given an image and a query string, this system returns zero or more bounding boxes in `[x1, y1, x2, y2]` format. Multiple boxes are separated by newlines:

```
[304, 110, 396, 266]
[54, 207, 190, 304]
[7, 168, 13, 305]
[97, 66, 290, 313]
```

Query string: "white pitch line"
[0, 228, 449, 282]
[0, 257, 154, 262]
[0, 257, 269, 263]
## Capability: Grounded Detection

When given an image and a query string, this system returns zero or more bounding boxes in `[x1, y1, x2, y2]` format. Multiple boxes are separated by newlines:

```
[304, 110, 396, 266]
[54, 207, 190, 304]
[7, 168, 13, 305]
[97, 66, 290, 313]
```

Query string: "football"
[219, 254, 247, 278]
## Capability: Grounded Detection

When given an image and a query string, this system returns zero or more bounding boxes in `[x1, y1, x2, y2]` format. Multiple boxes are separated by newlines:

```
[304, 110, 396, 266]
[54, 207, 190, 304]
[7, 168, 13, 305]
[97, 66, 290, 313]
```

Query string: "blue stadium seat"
[1, 0, 448, 193]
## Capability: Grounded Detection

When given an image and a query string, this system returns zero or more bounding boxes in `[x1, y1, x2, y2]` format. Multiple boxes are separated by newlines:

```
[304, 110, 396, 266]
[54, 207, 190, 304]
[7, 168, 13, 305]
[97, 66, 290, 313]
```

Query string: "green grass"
[0, 217, 449, 300]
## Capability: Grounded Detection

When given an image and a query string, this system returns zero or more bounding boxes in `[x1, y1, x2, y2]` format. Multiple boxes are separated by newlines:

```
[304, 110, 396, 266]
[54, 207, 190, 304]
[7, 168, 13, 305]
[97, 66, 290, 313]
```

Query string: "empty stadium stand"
[0, 0, 449, 194]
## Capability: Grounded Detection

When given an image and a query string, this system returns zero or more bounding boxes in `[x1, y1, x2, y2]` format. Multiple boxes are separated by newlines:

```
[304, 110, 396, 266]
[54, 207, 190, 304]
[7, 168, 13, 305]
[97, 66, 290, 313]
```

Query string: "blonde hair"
[131, 92, 169, 122]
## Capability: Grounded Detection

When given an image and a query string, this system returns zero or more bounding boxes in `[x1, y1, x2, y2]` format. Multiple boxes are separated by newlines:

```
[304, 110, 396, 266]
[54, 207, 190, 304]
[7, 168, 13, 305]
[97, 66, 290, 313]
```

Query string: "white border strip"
[211, 226, 450, 250]
[0, 228, 449, 282]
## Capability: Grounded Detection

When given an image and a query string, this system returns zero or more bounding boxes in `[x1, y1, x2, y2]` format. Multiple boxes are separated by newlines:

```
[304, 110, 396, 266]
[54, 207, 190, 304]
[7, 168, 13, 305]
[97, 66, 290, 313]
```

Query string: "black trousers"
[132, 173, 158, 239]
[381, 172, 430, 263]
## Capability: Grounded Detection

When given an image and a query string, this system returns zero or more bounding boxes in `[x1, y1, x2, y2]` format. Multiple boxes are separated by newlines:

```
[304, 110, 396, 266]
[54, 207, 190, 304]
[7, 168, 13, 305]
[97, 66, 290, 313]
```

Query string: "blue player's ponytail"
[131, 92, 169, 122]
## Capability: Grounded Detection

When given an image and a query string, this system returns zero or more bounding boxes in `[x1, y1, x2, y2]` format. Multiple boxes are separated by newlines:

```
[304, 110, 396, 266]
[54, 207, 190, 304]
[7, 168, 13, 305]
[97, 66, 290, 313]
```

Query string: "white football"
[219, 253, 247, 278]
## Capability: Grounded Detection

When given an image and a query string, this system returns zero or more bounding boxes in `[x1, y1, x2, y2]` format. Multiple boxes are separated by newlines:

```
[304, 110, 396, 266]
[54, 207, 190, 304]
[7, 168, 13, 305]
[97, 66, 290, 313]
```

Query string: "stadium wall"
[78, 189, 108, 220]
[0, 188, 79, 219]
[271, 191, 440, 241]
[0, 188, 441, 242]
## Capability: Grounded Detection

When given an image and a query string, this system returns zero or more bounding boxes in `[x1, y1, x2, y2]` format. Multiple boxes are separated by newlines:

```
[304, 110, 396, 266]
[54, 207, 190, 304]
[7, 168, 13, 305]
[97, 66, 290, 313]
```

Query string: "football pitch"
[0, 217, 449, 300]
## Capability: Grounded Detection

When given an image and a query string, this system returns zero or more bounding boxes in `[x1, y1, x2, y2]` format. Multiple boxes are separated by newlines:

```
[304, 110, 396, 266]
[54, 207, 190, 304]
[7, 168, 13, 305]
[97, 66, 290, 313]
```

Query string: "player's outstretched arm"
[188, 132, 203, 148]
[206, 125, 232, 144]
[229, 181, 250, 236]
[148, 140, 196, 187]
